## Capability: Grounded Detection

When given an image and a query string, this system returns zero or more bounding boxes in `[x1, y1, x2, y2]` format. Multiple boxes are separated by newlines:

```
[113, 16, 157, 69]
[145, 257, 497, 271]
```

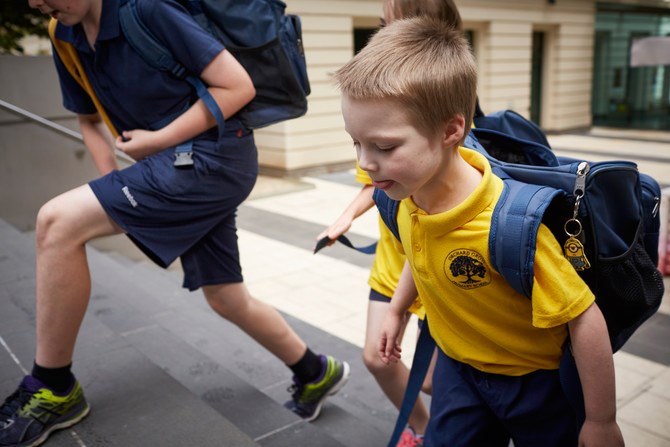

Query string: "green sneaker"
[0, 376, 90, 447]
[284, 355, 350, 421]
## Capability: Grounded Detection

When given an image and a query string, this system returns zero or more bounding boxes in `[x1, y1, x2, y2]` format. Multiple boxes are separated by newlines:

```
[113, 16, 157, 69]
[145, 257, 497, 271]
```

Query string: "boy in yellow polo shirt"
[334, 16, 624, 447]
[317, 2, 468, 445]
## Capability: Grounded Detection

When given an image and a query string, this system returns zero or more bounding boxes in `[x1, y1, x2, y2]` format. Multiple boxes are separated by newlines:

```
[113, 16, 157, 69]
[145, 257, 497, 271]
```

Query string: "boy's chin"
[384, 190, 409, 201]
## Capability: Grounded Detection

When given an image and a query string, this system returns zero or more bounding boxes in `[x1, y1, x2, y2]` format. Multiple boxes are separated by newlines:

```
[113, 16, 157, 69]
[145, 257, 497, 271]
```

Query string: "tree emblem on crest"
[450, 256, 487, 284]
[444, 249, 491, 289]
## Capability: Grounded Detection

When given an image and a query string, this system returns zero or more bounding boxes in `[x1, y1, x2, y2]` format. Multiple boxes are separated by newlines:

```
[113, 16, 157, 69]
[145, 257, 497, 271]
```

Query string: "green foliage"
[0, 2, 49, 54]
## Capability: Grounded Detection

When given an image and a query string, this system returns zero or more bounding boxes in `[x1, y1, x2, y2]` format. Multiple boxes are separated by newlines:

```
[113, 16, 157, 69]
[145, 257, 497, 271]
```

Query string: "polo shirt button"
[414, 244, 421, 251]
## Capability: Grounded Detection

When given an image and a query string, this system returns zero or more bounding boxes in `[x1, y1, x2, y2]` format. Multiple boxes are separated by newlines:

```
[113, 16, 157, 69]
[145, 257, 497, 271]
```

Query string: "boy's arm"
[568, 303, 624, 447]
[316, 185, 375, 247]
[379, 260, 418, 364]
[115, 49, 255, 160]
[78, 113, 118, 176]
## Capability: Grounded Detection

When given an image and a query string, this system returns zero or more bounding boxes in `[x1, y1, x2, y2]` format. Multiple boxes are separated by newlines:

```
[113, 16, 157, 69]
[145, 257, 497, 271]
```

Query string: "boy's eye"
[376, 144, 395, 151]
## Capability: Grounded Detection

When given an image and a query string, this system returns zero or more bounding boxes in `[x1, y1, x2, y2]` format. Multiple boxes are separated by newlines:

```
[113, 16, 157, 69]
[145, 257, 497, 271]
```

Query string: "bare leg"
[35, 185, 123, 367]
[421, 340, 437, 395]
[202, 283, 307, 365]
[363, 300, 430, 434]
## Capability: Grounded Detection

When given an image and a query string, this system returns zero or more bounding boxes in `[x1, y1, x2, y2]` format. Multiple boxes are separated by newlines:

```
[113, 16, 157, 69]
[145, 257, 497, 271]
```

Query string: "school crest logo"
[444, 249, 491, 289]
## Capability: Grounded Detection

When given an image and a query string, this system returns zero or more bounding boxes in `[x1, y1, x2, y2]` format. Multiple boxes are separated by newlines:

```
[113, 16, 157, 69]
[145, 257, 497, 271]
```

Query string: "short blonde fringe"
[334, 16, 477, 138]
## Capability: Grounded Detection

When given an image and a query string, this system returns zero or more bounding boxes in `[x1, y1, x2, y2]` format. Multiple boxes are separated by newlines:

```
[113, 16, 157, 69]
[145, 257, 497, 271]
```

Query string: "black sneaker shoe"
[0, 376, 90, 446]
[284, 355, 350, 421]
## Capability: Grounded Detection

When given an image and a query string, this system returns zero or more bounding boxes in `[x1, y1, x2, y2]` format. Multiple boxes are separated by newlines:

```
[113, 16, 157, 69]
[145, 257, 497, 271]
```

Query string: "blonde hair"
[334, 16, 477, 138]
[388, 0, 462, 30]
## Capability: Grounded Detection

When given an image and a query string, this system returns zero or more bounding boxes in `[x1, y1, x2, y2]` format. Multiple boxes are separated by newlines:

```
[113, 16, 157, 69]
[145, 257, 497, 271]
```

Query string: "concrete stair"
[0, 219, 397, 446]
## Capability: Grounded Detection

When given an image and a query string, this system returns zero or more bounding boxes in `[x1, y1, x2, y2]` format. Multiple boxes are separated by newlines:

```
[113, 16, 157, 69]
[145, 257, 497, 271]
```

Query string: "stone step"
[0, 220, 397, 446]
[99, 244, 397, 446]
[0, 220, 253, 446]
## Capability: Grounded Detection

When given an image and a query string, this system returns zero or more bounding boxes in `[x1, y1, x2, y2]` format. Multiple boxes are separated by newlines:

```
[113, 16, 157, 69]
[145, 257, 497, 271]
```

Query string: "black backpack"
[119, 0, 310, 131]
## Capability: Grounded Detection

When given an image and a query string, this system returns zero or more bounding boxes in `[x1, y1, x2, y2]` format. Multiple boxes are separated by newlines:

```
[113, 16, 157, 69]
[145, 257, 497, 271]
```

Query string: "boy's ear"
[442, 115, 466, 148]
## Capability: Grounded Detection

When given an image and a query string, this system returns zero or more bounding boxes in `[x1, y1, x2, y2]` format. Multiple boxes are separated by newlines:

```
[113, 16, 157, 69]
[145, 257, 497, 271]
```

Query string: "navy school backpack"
[119, 0, 310, 133]
[374, 109, 665, 353]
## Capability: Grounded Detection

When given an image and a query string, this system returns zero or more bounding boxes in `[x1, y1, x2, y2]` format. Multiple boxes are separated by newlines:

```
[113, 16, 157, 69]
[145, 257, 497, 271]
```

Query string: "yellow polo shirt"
[395, 148, 594, 375]
[356, 165, 424, 317]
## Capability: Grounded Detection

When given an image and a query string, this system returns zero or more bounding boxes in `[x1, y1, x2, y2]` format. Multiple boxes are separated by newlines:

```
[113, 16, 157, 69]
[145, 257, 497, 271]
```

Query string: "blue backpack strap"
[314, 188, 399, 255]
[316, 189, 399, 256]
[463, 131, 489, 157]
[388, 319, 435, 447]
[489, 177, 563, 297]
[118, 0, 226, 140]
[313, 235, 377, 255]
[372, 188, 401, 241]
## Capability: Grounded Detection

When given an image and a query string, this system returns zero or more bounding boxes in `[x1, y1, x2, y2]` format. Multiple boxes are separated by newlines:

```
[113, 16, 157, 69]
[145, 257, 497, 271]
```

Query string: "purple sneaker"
[0, 376, 90, 446]
[284, 355, 350, 421]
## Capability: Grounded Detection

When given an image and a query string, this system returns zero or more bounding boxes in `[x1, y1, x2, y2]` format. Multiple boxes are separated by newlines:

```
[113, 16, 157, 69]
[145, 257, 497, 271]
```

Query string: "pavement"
[237, 126, 670, 446]
[1, 126, 670, 446]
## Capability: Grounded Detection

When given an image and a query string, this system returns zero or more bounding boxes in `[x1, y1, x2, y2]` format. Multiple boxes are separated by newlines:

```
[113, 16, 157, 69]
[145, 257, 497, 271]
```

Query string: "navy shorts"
[425, 350, 578, 447]
[369, 288, 425, 328]
[369, 288, 391, 303]
[89, 125, 258, 291]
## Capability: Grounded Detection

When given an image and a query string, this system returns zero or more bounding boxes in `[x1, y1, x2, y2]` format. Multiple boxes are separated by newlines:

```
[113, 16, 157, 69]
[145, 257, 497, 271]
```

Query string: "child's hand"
[378, 311, 404, 365]
[317, 215, 354, 242]
[315, 213, 355, 251]
[115, 129, 166, 161]
[578, 419, 624, 447]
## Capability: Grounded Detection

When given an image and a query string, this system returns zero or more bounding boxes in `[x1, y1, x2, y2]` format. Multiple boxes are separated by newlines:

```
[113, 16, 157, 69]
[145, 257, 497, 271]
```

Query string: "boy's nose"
[28, 0, 46, 10]
[357, 148, 377, 174]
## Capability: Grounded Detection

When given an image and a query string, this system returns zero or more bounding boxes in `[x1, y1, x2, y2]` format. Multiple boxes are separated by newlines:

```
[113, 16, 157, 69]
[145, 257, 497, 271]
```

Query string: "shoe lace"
[0, 387, 33, 428]
[286, 383, 303, 400]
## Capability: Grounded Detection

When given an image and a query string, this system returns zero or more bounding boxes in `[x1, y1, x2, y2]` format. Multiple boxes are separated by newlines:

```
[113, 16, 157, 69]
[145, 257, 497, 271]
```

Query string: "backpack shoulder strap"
[118, 0, 184, 76]
[313, 235, 377, 255]
[372, 188, 401, 241]
[48, 19, 119, 138]
[387, 319, 435, 447]
[489, 176, 563, 297]
[118, 0, 225, 132]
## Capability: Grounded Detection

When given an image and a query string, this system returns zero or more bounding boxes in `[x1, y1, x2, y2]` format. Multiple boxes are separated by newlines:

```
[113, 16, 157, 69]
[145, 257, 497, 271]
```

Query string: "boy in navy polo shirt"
[0, 0, 349, 445]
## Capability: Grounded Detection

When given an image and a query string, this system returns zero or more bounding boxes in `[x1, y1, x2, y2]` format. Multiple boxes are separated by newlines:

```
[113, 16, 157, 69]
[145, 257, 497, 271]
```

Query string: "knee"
[362, 347, 388, 376]
[203, 284, 249, 321]
[205, 293, 236, 320]
[35, 200, 65, 250]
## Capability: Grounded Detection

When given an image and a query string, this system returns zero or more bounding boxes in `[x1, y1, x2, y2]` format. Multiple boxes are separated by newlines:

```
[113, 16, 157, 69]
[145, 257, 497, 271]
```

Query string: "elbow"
[78, 112, 102, 126]
[244, 79, 256, 105]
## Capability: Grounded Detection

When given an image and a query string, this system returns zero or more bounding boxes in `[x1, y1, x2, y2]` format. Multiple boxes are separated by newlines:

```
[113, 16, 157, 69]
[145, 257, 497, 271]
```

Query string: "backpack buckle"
[173, 151, 194, 168]
[173, 140, 194, 168]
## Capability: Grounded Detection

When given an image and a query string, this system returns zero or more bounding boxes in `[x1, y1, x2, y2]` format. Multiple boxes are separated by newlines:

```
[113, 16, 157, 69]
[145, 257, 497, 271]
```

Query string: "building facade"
[593, 1, 670, 130]
[258, 0, 670, 174]
[16, 0, 670, 174]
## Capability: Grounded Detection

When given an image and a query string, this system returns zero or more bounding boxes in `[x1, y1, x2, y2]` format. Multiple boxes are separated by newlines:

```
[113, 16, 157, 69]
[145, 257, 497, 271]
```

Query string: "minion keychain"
[564, 163, 591, 271]
[563, 218, 590, 271]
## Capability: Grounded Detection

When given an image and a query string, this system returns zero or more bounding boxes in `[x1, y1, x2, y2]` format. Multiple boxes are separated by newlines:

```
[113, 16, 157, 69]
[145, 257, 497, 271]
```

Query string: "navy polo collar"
[53, 0, 121, 53]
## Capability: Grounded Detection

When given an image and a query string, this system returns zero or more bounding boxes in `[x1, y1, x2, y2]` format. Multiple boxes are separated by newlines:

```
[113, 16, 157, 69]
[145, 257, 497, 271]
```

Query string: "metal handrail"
[0, 98, 133, 163]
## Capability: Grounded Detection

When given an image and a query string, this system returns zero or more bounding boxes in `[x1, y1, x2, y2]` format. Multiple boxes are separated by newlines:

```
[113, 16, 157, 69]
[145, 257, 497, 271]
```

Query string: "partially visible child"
[318, 1, 464, 445]
[334, 16, 624, 447]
